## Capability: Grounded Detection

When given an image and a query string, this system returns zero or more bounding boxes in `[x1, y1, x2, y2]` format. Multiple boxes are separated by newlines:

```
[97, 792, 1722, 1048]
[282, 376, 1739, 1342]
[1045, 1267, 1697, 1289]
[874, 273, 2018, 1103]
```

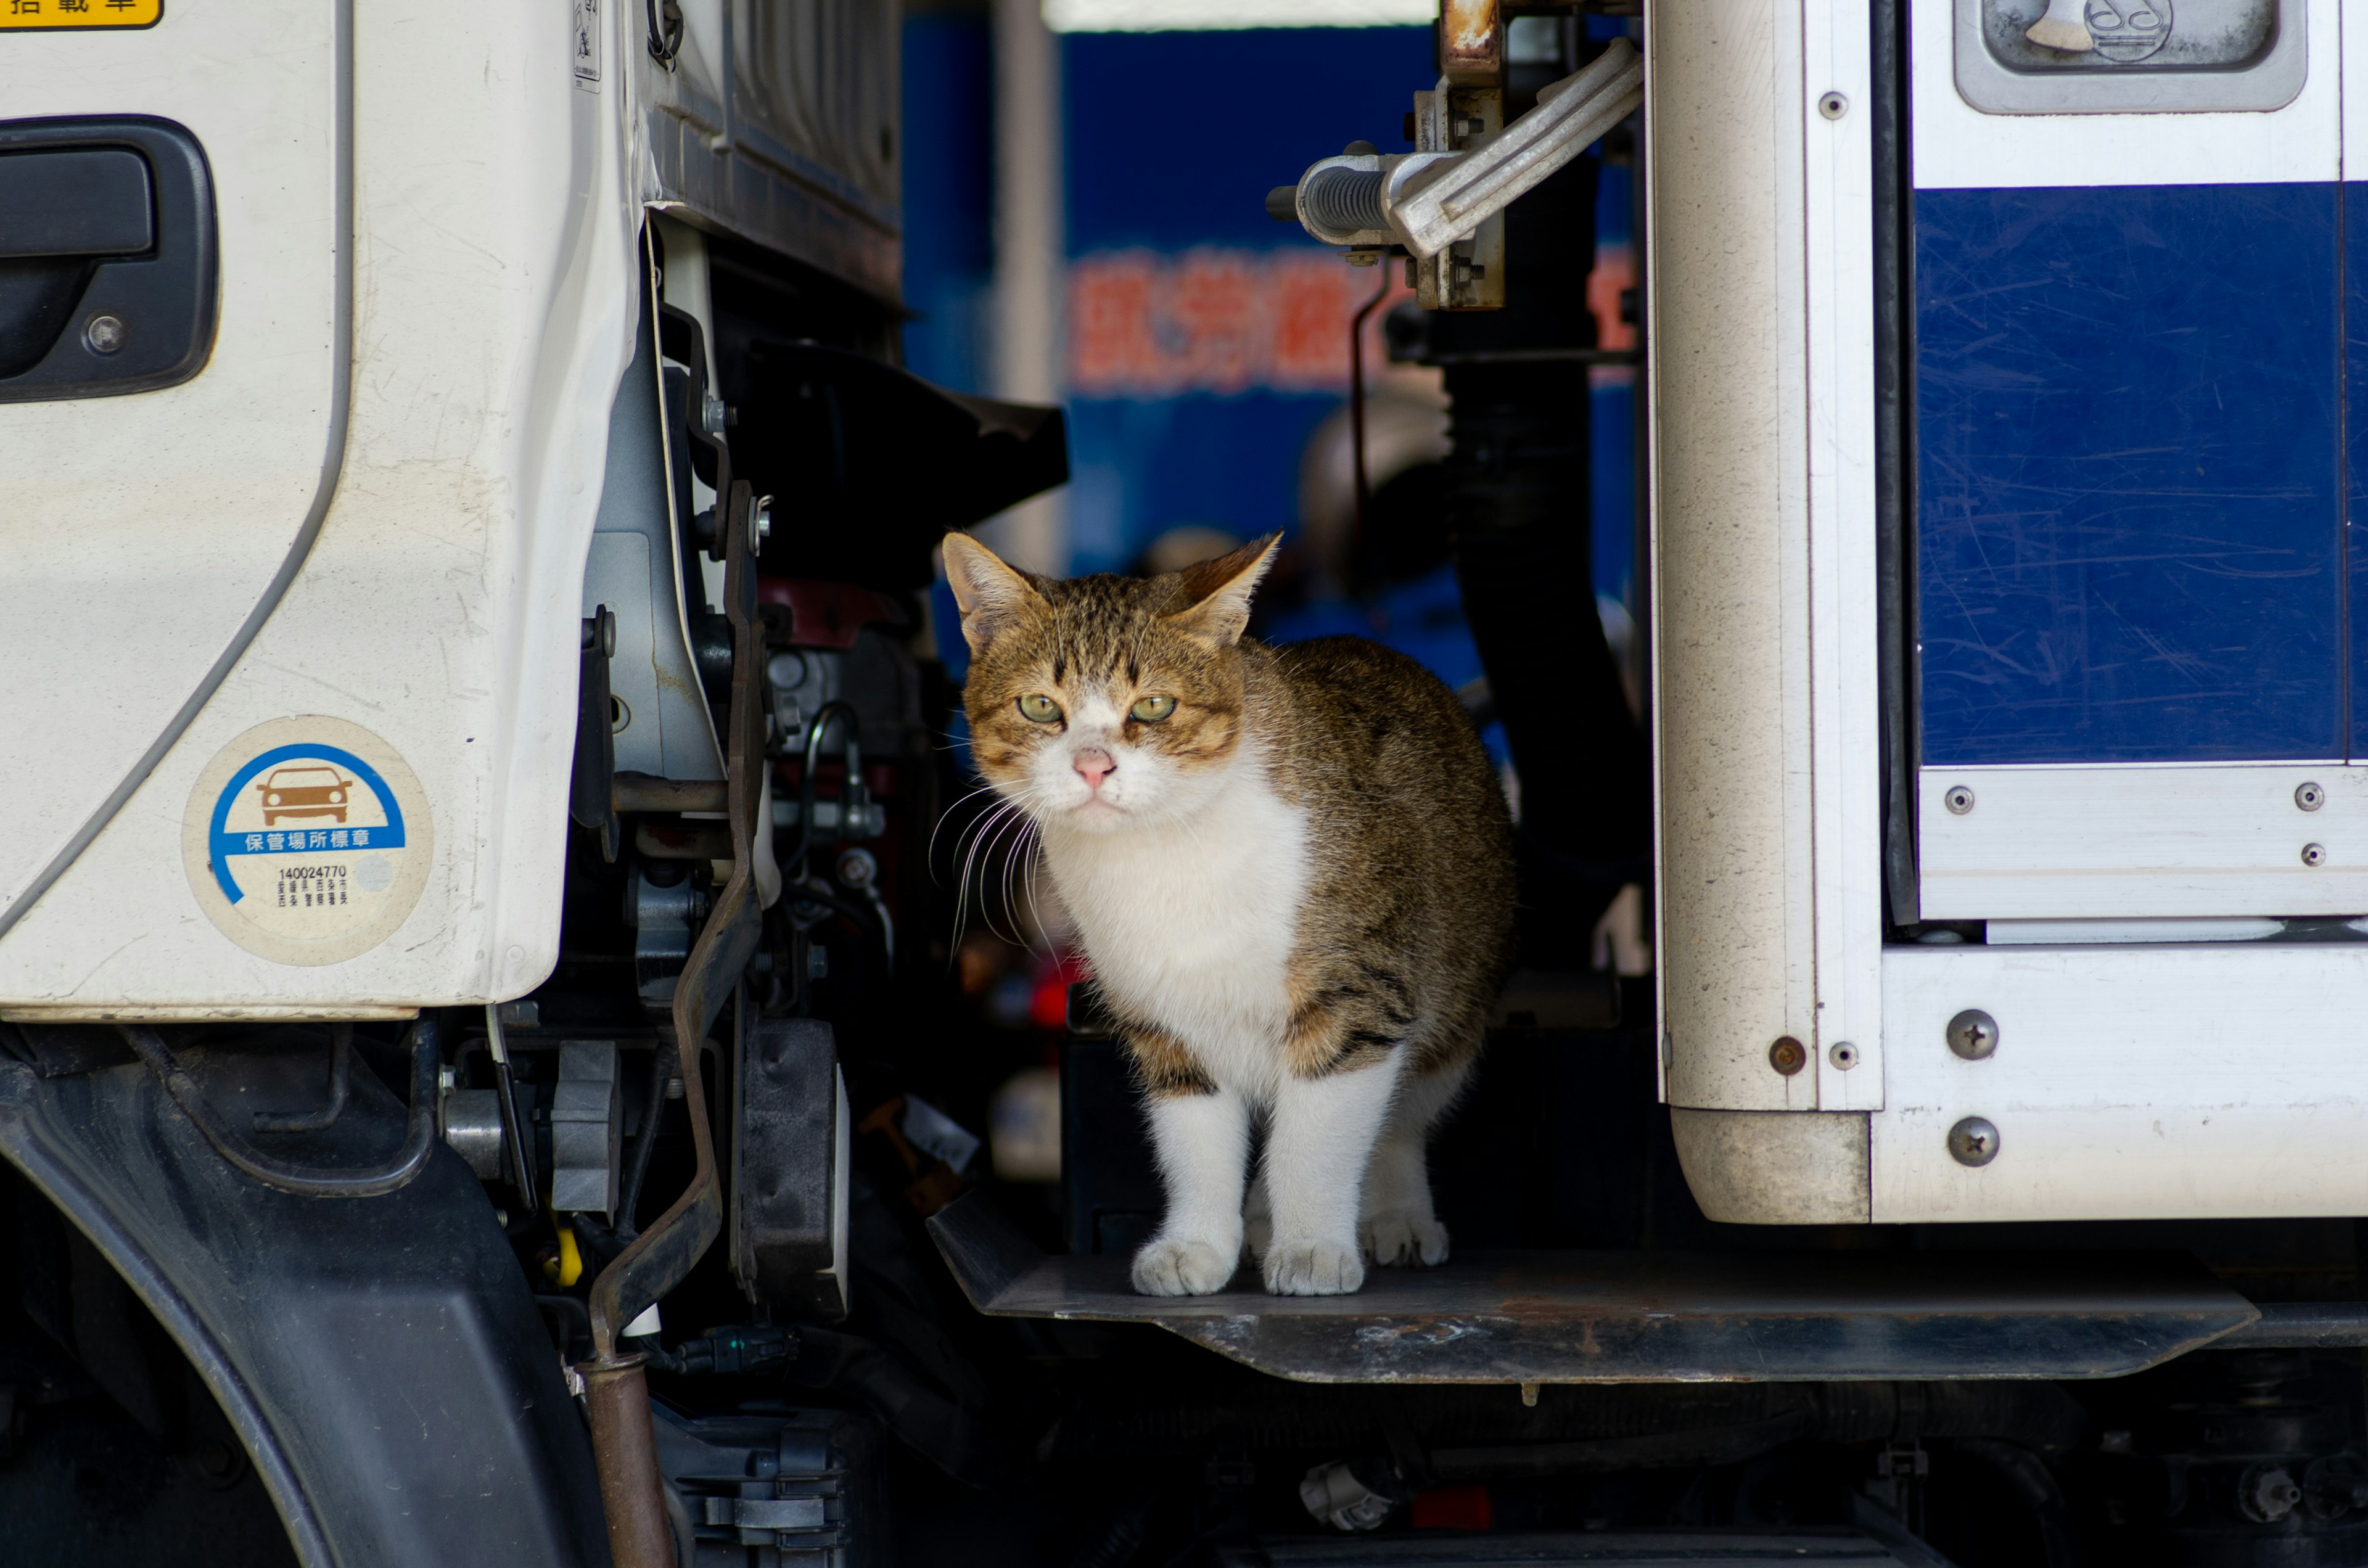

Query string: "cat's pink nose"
[1073, 749, 1116, 790]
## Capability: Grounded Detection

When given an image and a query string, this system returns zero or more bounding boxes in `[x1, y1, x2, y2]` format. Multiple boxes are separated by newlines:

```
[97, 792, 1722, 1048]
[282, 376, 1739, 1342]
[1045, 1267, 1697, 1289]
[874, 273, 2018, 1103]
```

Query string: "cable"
[119, 1018, 438, 1199]
[0, 0, 355, 950]
[250, 1022, 352, 1133]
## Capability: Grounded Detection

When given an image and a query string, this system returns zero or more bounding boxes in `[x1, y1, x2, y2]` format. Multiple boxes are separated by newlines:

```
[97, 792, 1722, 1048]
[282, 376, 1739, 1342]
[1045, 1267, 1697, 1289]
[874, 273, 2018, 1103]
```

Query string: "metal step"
[1216, 1523, 1950, 1567]
[927, 1192, 2264, 1384]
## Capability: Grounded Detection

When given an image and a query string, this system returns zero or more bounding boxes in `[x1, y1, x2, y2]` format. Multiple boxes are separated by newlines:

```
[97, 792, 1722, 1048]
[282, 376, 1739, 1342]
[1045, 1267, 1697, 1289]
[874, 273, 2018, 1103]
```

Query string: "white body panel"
[0, 2, 643, 1010]
[1876, 944, 2368, 1221]
[1646, 0, 1881, 1114]
[1649, 0, 2368, 1224]
[0, 3, 339, 921]
[1920, 763, 2368, 920]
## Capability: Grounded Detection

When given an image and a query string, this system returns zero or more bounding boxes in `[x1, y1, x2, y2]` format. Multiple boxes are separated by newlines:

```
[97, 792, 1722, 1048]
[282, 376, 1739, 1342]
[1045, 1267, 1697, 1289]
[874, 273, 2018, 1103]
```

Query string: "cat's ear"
[942, 531, 1048, 655]
[1163, 533, 1281, 649]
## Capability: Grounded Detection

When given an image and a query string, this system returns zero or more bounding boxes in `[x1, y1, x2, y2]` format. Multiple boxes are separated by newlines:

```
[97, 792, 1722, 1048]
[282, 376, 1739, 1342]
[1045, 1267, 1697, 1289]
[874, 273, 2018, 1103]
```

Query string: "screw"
[1947, 1116, 2000, 1167]
[2296, 781, 2325, 811]
[754, 495, 773, 544]
[1946, 1008, 1999, 1060]
[836, 847, 879, 889]
[1769, 1036, 1807, 1076]
[1346, 250, 1381, 267]
[1819, 91, 1849, 120]
[2304, 842, 2328, 868]
[1944, 785, 1975, 815]
[1828, 1041, 1859, 1070]
[83, 314, 126, 354]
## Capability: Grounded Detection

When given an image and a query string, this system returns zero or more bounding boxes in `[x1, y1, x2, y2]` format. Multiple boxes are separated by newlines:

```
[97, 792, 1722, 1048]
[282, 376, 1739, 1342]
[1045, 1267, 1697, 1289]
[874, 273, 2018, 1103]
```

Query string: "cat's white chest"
[1040, 769, 1309, 1095]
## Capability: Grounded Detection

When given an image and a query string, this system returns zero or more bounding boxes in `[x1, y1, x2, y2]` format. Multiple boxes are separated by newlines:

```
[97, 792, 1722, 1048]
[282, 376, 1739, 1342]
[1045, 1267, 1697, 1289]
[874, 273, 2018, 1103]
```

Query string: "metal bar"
[614, 772, 729, 814]
[582, 466, 767, 1568]
[2218, 1302, 2368, 1348]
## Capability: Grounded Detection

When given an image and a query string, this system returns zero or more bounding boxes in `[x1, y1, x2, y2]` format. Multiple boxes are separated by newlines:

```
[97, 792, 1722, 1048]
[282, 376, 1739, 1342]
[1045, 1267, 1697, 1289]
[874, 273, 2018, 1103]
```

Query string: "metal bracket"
[1285, 38, 1642, 263]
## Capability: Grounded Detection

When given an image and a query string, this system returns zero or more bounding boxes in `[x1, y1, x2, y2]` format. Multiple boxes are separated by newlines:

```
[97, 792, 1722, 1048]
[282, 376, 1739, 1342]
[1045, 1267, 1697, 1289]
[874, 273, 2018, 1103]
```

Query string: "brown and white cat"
[944, 530, 1516, 1297]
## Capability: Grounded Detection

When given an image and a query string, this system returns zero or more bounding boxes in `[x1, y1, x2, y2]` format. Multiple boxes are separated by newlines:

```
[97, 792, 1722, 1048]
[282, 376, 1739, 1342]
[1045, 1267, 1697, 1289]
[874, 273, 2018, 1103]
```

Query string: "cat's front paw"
[1131, 1236, 1238, 1296]
[1362, 1211, 1450, 1268]
[1262, 1237, 1365, 1296]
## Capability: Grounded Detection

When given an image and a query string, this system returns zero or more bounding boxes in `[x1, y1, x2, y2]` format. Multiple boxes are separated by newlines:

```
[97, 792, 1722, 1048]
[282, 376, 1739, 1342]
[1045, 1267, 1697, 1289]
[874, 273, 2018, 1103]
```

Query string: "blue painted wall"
[902, 14, 995, 395]
[1061, 26, 1438, 573]
[1915, 182, 2342, 765]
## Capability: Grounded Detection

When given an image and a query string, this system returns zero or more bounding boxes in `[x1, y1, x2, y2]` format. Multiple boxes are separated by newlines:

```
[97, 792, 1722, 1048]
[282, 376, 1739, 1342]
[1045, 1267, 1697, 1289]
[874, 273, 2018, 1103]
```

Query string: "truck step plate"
[929, 1192, 2259, 1384]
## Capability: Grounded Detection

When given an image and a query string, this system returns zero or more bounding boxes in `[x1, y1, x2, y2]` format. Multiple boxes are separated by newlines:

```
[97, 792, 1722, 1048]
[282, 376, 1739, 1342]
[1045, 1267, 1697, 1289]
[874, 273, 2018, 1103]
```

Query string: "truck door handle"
[0, 117, 216, 402]
[0, 148, 153, 258]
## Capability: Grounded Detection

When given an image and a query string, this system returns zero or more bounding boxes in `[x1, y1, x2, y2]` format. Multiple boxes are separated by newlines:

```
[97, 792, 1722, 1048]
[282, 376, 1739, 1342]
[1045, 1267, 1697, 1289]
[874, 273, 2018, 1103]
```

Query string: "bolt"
[83, 314, 126, 354]
[754, 495, 773, 544]
[1946, 1009, 1999, 1060]
[1947, 1116, 2000, 1167]
[2297, 781, 2325, 811]
[836, 847, 879, 890]
[1943, 784, 1975, 815]
[1819, 91, 1849, 120]
[1342, 139, 1378, 156]
[2304, 842, 2328, 868]
[2242, 1463, 2303, 1524]
[1769, 1036, 1807, 1076]
[1346, 249, 1381, 267]
[1828, 1041, 1859, 1070]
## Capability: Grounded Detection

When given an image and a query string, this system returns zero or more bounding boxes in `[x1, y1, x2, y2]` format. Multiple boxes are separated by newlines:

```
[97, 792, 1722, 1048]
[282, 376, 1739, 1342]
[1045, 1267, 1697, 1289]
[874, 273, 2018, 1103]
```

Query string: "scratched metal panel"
[1915, 182, 2340, 765]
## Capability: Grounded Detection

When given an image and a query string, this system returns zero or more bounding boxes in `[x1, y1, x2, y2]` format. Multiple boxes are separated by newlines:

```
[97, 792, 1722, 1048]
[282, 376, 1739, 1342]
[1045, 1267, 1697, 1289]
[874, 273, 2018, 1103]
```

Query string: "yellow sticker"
[0, 0, 162, 28]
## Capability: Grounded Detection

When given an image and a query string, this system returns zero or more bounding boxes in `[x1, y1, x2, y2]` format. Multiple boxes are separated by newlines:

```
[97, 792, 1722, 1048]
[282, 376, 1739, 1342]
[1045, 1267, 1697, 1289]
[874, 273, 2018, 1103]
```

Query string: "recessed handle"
[0, 147, 152, 259]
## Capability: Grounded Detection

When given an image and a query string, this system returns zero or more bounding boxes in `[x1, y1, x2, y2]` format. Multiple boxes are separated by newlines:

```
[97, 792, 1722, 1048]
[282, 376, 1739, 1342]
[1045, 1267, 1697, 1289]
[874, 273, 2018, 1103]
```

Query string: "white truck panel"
[0, 1, 641, 1011]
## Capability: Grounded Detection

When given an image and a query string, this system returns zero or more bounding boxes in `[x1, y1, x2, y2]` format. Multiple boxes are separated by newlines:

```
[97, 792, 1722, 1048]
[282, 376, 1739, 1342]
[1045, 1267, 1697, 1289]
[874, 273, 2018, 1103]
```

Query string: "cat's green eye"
[1129, 695, 1177, 724]
[1018, 693, 1064, 724]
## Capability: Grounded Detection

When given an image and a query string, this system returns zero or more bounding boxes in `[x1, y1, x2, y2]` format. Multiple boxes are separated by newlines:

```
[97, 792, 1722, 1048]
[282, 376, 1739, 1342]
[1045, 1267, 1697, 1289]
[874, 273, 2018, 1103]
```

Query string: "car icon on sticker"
[256, 764, 356, 826]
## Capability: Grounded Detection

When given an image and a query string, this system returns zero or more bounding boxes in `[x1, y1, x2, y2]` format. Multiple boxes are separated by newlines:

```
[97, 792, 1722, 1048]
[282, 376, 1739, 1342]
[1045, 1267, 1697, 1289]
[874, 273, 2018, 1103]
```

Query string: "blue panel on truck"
[2346, 187, 2368, 754]
[1915, 183, 2341, 766]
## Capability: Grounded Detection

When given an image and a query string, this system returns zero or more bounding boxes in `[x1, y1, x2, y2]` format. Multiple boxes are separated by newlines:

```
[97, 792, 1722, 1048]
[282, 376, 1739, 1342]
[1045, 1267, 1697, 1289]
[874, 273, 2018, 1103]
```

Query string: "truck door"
[1911, 0, 2346, 930]
[0, 3, 345, 929]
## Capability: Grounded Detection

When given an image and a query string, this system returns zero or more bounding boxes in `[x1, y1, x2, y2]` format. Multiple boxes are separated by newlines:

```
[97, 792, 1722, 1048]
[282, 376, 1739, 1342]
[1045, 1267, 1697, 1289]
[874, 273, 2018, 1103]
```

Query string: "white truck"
[1, 2, 2359, 1566]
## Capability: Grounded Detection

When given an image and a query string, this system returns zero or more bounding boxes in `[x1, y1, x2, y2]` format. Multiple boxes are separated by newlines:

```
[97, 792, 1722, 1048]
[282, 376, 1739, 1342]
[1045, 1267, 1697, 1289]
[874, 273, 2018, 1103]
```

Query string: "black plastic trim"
[0, 115, 217, 401]
[1871, 0, 1921, 930]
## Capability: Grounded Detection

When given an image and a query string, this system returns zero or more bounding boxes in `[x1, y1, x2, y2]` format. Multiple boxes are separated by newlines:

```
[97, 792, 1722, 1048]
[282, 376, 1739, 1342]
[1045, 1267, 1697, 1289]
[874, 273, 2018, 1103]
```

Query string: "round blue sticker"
[183, 718, 433, 967]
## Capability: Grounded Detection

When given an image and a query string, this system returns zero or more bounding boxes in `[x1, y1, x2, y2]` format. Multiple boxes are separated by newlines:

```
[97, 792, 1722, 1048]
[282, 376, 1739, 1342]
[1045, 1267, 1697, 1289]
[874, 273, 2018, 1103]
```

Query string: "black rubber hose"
[614, 1037, 675, 1241]
[1952, 1439, 2080, 1568]
[251, 1022, 353, 1133]
[797, 700, 863, 877]
[120, 1019, 438, 1198]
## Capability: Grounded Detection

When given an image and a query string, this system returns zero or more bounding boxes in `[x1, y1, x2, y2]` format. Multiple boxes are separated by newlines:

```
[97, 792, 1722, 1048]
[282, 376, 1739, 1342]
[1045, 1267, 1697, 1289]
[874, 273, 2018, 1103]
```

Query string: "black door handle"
[0, 117, 216, 401]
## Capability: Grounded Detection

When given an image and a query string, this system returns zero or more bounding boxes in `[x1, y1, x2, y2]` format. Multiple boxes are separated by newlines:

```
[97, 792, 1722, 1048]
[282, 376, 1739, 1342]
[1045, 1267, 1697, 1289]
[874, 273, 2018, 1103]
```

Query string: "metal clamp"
[1281, 38, 1642, 261]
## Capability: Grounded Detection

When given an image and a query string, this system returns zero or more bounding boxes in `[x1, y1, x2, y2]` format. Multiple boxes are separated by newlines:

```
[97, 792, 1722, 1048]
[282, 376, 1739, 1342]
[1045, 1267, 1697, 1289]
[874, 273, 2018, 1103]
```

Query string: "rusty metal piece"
[1440, 0, 1502, 86]
[613, 772, 729, 814]
[579, 1357, 675, 1568]
[1768, 1036, 1807, 1077]
[581, 462, 768, 1567]
[927, 1191, 2261, 1385]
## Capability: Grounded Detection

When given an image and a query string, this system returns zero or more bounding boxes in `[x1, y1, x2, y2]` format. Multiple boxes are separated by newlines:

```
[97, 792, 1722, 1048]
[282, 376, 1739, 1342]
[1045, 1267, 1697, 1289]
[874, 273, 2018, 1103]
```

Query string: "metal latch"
[1275, 36, 1641, 262]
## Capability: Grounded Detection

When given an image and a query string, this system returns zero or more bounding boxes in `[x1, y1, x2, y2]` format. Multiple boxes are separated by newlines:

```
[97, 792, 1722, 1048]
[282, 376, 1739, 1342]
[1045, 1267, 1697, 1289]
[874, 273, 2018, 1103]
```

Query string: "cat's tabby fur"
[945, 531, 1515, 1296]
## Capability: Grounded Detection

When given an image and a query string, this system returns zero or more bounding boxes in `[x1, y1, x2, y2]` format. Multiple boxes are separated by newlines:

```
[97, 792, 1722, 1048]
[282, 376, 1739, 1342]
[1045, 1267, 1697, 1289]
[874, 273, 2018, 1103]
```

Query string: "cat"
[943, 530, 1516, 1297]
